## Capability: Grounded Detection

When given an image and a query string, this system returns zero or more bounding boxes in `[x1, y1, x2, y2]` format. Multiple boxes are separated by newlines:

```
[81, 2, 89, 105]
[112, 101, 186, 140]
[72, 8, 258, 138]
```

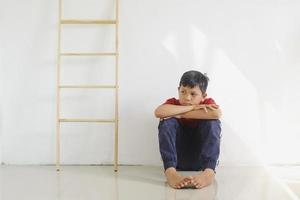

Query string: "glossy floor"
[0, 165, 299, 200]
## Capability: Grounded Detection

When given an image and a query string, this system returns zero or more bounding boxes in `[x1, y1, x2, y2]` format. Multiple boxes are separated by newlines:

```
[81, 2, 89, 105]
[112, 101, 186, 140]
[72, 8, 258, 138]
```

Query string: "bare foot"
[190, 168, 215, 189]
[165, 167, 192, 189]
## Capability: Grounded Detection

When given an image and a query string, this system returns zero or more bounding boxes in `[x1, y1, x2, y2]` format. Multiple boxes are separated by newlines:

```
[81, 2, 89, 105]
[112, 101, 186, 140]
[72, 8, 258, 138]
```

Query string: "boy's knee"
[197, 119, 221, 137]
[199, 119, 221, 128]
[158, 117, 180, 129]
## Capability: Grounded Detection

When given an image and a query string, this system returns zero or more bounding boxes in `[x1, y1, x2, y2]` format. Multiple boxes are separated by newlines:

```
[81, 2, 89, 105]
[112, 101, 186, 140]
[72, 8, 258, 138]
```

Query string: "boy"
[154, 70, 222, 189]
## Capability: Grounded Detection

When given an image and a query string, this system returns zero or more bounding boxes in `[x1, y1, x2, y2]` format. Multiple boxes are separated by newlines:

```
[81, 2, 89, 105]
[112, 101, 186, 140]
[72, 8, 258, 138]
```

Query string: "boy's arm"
[155, 104, 222, 119]
[180, 106, 222, 119]
[154, 104, 194, 119]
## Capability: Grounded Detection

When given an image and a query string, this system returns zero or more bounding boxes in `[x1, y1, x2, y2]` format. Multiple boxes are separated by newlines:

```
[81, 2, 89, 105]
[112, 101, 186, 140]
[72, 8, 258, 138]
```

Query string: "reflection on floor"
[0, 165, 299, 200]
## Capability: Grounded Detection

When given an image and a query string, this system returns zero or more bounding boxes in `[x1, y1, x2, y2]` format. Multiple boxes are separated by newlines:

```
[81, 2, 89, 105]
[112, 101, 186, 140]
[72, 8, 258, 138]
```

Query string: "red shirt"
[164, 97, 217, 106]
[163, 97, 218, 127]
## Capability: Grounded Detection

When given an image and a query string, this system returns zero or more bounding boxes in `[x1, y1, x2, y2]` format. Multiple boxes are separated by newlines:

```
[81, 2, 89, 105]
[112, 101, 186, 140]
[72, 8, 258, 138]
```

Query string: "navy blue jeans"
[158, 118, 221, 171]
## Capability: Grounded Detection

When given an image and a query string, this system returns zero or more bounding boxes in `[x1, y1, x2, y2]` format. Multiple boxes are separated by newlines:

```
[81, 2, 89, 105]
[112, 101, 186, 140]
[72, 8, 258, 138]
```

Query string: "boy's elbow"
[154, 111, 160, 118]
[209, 109, 222, 119]
[214, 109, 222, 119]
[154, 108, 163, 118]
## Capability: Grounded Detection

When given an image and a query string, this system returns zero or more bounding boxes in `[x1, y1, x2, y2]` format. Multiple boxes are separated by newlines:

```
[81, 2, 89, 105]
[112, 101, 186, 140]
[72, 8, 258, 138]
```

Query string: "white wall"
[0, 52, 2, 163]
[1, 0, 300, 166]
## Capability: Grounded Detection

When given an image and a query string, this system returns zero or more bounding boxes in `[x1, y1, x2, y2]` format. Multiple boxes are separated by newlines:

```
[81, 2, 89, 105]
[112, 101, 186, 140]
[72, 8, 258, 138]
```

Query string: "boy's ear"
[203, 92, 207, 98]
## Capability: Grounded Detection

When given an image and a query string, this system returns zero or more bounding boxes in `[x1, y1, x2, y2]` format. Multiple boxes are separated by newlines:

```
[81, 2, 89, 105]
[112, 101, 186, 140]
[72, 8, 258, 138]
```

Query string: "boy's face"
[178, 85, 206, 105]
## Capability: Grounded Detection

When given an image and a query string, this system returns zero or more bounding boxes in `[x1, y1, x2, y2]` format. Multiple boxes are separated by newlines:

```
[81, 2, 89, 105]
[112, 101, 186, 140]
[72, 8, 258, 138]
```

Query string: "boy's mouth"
[181, 103, 192, 106]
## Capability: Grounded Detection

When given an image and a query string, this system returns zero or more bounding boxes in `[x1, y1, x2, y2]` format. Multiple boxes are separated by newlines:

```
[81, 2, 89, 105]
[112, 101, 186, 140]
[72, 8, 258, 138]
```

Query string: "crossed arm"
[154, 104, 222, 119]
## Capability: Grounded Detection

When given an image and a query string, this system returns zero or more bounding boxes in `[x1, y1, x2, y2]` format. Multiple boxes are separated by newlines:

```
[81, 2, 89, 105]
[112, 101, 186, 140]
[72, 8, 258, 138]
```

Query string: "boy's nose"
[185, 95, 192, 100]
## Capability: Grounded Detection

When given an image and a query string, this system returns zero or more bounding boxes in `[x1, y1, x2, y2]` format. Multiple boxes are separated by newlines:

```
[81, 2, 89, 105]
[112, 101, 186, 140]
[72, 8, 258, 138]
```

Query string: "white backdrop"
[0, 0, 300, 166]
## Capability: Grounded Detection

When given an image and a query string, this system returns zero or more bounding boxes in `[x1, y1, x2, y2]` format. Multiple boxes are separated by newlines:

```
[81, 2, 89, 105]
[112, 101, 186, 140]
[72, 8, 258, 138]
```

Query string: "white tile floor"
[0, 165, 299, 200]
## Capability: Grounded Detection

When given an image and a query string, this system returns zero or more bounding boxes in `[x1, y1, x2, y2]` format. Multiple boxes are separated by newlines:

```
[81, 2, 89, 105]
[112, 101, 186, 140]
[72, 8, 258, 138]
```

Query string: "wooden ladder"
[56, 0, 119, 172]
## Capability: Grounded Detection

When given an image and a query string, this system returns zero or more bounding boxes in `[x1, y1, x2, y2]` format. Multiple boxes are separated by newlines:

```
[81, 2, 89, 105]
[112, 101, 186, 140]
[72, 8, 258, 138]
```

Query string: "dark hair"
[179, 70, 209, 93]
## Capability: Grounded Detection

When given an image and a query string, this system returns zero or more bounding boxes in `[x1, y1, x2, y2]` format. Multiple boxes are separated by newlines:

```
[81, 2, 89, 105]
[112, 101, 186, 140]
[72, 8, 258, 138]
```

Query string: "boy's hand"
[193, 104, 218, 113]
[206, 104, 219, 111]
[192, 105, 208, 112]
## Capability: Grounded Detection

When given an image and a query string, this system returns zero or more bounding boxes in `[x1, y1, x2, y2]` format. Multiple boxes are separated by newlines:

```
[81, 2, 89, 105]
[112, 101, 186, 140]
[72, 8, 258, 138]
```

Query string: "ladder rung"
[59, 85, 116, 89]
[61, 19, 116, 24]
[59, 118, 116, 123]
[61, 53, 117, 56]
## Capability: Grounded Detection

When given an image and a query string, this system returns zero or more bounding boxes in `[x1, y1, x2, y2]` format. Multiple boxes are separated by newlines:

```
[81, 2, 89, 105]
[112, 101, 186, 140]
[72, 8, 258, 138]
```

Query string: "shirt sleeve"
[163, 98, 180, 105]
[201, 98, 219, 107]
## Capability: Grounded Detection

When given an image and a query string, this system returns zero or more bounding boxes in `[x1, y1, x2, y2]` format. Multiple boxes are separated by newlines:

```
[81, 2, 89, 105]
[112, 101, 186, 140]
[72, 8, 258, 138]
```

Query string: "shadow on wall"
[157, 1, 299, 164]
[121, 0, 300, 165]
[164, 3, 299, 165]
[220, 121, 263, 166]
